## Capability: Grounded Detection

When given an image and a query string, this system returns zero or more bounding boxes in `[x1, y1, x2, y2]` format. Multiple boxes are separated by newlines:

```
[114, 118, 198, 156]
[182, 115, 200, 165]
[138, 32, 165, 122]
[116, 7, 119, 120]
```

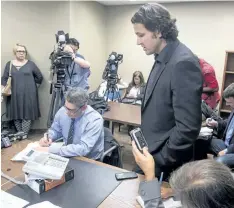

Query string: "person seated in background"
[199, 58, 220, 109]
[98, 74, 128, 101]
[122, 71, 145, 105]
[201, 99, 221, 125]
[132, 140, 234, 208]
[36, 87, 104, 160]
[206, 83, 234, 167]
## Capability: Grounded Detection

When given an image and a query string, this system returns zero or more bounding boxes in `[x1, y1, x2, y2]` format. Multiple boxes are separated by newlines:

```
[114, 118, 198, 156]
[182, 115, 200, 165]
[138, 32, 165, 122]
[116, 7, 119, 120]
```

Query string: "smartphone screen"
[135, 131, 143, 139]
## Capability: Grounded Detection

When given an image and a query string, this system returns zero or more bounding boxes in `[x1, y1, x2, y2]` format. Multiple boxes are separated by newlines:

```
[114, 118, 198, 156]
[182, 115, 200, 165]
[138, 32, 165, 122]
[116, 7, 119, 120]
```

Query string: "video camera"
[49, 30, 73, 87]
[102, 52, 123, 85]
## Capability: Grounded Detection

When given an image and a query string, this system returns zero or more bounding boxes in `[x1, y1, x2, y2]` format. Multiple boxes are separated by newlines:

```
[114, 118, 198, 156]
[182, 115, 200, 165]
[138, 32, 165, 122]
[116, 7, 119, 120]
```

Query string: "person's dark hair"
[67, 38, 80, 48]
[130, 71, 145, 87]
[169, 160, 234, 208]
[131, 3, 178, 41]
[223, 83, 234, 99]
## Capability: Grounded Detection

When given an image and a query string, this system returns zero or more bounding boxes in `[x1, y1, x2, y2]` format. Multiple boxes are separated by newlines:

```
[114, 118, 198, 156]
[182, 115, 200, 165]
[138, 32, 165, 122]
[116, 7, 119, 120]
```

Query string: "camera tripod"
[47, 82, 65, 128]
[105, 79, 121, 102]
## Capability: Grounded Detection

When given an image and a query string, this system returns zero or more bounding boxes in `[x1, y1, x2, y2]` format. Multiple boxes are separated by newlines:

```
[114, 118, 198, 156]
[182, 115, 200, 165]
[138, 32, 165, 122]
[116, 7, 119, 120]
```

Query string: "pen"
[44, 132, 51, 147]
[155, 172, 164, 208]
[44, 132, 49, 142]
[159, 172, 164, 185]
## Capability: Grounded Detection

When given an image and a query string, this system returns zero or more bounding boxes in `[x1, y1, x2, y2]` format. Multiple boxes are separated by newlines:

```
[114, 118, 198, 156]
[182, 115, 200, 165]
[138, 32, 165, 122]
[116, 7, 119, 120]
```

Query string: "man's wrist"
[145, 172, 155, 181]
[72, 53, 75, 60]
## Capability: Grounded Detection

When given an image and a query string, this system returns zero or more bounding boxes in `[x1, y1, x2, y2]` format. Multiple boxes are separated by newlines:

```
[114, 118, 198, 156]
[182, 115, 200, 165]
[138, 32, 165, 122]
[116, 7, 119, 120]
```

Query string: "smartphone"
[129, 127, 148, 152]
[115, 172, 138, 181]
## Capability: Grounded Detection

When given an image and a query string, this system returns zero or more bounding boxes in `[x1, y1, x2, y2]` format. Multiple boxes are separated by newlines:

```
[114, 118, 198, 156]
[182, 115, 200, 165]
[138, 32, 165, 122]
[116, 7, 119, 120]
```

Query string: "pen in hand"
[159, 172, 164, 185]
[44, 132, 51, 146]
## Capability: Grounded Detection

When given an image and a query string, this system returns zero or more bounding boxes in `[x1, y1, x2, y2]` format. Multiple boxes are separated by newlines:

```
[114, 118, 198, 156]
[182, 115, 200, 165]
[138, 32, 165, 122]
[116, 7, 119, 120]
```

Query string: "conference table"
[102, 102, 141, 134]
[1, 138, 144, 208]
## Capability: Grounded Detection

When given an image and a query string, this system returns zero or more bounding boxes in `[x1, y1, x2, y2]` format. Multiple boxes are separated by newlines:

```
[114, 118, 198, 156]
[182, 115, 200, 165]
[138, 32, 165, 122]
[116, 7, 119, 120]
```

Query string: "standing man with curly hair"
[131, 3, 203, 180]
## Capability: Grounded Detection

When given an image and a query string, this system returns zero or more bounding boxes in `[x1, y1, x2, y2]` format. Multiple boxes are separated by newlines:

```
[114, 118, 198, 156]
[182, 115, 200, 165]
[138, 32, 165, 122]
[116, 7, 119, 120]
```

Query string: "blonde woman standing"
[1, 44, 43, 136]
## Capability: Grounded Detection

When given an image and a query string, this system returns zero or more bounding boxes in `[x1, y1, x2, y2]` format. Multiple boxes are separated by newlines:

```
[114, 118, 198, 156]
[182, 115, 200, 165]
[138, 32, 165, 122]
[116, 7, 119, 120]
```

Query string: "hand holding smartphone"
[129, 128, 148, 152]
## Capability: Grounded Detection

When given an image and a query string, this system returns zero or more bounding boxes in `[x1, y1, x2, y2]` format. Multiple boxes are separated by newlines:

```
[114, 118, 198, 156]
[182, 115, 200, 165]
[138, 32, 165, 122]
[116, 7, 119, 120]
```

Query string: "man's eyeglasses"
[64, 105, 83, 114]
[16, 50, 26, 54]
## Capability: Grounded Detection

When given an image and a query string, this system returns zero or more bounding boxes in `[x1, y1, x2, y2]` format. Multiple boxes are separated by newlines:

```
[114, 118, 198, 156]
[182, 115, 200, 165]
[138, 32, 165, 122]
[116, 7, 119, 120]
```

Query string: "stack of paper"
[11, 142, 64, 162]
[26, 201, 61, 208]
[1, 190, 29, 208]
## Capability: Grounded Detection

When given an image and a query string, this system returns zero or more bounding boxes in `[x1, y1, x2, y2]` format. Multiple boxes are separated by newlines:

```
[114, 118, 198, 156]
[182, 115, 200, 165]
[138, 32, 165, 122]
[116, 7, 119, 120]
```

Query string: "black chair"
[100, 127, 123, 168]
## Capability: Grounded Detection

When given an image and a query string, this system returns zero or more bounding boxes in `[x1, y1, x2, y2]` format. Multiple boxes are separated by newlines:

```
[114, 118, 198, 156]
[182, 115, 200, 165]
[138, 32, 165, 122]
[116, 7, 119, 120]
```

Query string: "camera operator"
[63, 38, 91, 92]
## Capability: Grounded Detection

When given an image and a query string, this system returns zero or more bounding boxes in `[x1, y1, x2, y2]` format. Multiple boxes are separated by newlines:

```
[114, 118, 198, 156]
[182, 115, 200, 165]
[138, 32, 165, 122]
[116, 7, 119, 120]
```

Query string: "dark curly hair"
[67, 38, 80, 48]
[131, 3, 179, 41]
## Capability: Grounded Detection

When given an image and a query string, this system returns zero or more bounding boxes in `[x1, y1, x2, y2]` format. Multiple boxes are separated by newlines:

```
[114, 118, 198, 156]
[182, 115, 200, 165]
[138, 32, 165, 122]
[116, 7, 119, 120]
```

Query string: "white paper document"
[136, 195, 181, 208]
[199, 127, 213, 136]
[26, 201, 61, 208]
[163, 198, 182, 208]
[11, 142, 40, 161]
[11, 142, 64, 162]
[1, 190, 29, 208]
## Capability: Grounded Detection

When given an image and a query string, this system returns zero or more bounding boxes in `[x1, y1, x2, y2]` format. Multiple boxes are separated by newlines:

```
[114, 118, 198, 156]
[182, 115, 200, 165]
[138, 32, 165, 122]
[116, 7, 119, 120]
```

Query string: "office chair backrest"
[102, 127, 123, 168]
[88, 90, 109, 115]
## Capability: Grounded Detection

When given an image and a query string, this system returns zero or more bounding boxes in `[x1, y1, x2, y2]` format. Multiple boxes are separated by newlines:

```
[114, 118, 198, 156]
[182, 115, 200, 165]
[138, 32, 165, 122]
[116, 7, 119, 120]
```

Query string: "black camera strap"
[67, 62, 75, 85]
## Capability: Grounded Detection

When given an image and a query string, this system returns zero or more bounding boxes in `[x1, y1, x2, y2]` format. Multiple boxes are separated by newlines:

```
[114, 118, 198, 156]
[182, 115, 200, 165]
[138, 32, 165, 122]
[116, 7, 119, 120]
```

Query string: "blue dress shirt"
[64, 54, 90, 91]
[225, 116, 234, 146]
[48, 105, 104, 159]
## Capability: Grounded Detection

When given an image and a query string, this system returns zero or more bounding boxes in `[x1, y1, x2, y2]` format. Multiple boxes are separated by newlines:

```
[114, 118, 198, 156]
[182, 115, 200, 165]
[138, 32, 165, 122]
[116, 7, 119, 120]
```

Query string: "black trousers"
[194, 136, 226, 159]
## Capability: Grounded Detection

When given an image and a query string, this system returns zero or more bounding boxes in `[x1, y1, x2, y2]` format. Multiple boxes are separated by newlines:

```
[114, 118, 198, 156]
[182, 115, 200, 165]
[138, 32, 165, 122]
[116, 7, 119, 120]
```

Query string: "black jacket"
[141, 39, 203, 173]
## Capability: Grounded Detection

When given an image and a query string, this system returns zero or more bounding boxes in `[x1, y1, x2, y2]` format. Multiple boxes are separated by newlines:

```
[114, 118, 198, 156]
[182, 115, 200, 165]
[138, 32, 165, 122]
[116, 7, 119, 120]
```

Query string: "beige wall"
[1, 1, 70, 129]
[2, 1, 234, 129]
[69, 1, 107, 91]
[106, 2, 234, 88]
[1, 1, 106, 129]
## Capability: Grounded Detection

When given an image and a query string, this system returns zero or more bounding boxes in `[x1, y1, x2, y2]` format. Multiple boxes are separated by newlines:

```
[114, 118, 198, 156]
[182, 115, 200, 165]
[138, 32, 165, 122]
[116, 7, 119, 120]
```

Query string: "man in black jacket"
[207, 83, 234, 168]
[131, 3, 203, 179]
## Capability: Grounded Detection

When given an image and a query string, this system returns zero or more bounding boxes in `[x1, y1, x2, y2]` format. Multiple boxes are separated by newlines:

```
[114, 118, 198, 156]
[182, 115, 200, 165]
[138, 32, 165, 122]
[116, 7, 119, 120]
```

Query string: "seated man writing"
[36, 87, 104, 160]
